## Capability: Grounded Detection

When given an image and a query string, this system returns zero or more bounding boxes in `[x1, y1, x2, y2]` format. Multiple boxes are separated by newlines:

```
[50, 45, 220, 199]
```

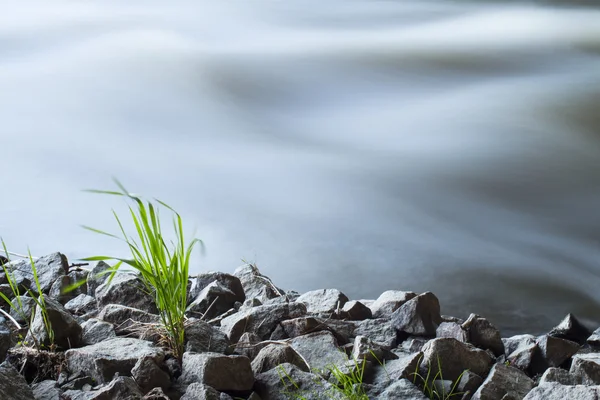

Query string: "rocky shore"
[1, 252, 600, 400]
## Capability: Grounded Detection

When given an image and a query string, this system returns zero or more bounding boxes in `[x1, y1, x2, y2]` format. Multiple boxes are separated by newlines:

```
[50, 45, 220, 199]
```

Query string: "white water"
[2, 0, 600, 333]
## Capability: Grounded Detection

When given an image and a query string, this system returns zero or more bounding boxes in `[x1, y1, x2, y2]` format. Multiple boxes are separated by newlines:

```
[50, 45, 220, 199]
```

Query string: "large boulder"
[65, 338, 164, 383]
[179, 352, 254, 392]
[523, 382, 600, 400]
[420, 338, 494, 382]
[462, 314, 504, 357]
[391, 292, 442, 337]
[295, 289, 348, 315]
[233, 264, 282, 303]
[537, 335, 580, 368]
[0, 361, 35, 400]
[9, 253, 68, 294]
[185, 319, 230, 354]
[289, 331, 347, 372]
[369, 290, 417, 319]
[338, 300, 372, 321]
[219, 303, 306, 343]
[95, 273, 157, 314]
[254, 363, 345, 400]
[25, 297, 82, 349]
[471, 363, 534, 400]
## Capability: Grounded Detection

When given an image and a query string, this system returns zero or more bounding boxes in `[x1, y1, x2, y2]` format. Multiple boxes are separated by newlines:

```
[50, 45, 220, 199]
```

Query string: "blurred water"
[2, 0, 600, 334]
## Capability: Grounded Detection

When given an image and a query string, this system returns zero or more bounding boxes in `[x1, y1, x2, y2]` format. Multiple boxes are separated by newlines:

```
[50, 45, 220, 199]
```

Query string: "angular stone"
[456, 370, 484, 394]
[32, 380, 61, 400]
[588, 328, 600, 347]
[95, 273, 157, 314]
[65, 337, 164, 383]
[179, 352, 254, 392]
[280, 317, 328, 339]
[391, 292, 442, 337]
[570, 353, 600, 385]
[549, 314, 592, 345]
[254, 363, 345, 400]
[289, 331, 347, 372]
[180, 383, 221, 400]
[233, 264, 282, 303]
[187, 281, 239, 320]
[353, 318, 398, 349]
[142, 387, 170, 400]
[251, 344, 309, 374]
[472, 363, 534, 400]
[295, 289, 349, 315]
[189, 272, 245, 305]
[132, 356, 171, 394]
[65, 294, 97, 316]
[436, 322, 468, 342]
[80, 318, 116, 345]
[372, 352, 422, 387]
[351, 335, 393, 363]
[26, 297, 82, 348]
[537, 335, 580, 368]
[49, 275, 73, 304]
[400, 337, 430, 353]
[373, 379, 428, 400]
[86, 261, 111, 298]
[338, 301, 372, 321]
[97, 304, 160, 333]
[539, 367, 582, 385]
[0, 322, 11, 362]
[420, 338, 494, 382]
[0, 361, 35, 400]
[233, 332, 264, 360]
[523, 382, 600, 400]
[185, 319, 230, 354]
[502, 335, 536, 358]
[63, 376, 143, 400]
[369, 290, 418, 319]
[9, 253, 68, 294]
[9, 295, 36, 324]
[67, 270, 89, 297]
[505, 341, 540, 373]
[219, 303, 306, 343]
[462, 314, 504, 357]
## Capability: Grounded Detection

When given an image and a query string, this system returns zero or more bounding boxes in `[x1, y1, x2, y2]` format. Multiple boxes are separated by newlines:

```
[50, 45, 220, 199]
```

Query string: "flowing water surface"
[2, 0, 600, 334]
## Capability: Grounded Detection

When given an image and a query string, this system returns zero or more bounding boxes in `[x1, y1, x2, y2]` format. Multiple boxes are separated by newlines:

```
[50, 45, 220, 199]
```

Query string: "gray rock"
[502, 335, 536, 358]
[0, 361, 35, 400]
[456, 370, 484, 395]
[97, 304, 160, 333]
[391, 292, 442, 337]
[141, 387, 170, 400]
[189, 272, 245, 305]
[62, 376, 143, 400]
[587, 328, 600, 347]
[187, 281, 239, 320]
[295, 289, 349, 315]
[95, 273, 157, 314]
[233, 332, 264, 360]
[570, 353, 600, 385]
[81, 318, 116, 345]
[549, 314, 592, 345]
[462, 314, 504, 357]
[539, 367, 582, 385]
[26, 297, 82, 348]
[254, 362, 345, 400]
[65, 337, 164, 383]
[400, 337, 430, 353]
[67, 270, 89, 297]
[372, 352, 422, 387]
[180, 383, 221, 400]
[49, 275, 73, 304]
[0, 322, 11, 362]
[289, 331, 348, 372]
[353, 318, 398, 349]
[86, 261, 111, 298]
[472, 363, 534, 400]
[374, 379, 428, 400]
[437, 322, 468, 342]
[420, 338, 494, 382]
[338, 300, 372, 321]
[219, 303, 306, 343]
[369, 290, 418, 319]
[9, 295, 36, 324]
[505, 341, 540, 373]
[65, 294, 97, 316]
[537, 335, 580, 368]
[132, 356, 171, 394]
[280, 317, 329, 339]
[9, 252, 68, 294]
[179, 352, 254, 392]
[351, 335, 391, 363]
[251, 344, 309, 374]
[32, 380, 61, 400]
[523, 382, 600, 400]
[233, 264, 282, 303]
[185, 319, 230, 354]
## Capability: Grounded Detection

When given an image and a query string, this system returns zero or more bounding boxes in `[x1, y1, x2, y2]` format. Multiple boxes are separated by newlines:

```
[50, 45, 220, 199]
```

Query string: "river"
[2, 0, 600, 334]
